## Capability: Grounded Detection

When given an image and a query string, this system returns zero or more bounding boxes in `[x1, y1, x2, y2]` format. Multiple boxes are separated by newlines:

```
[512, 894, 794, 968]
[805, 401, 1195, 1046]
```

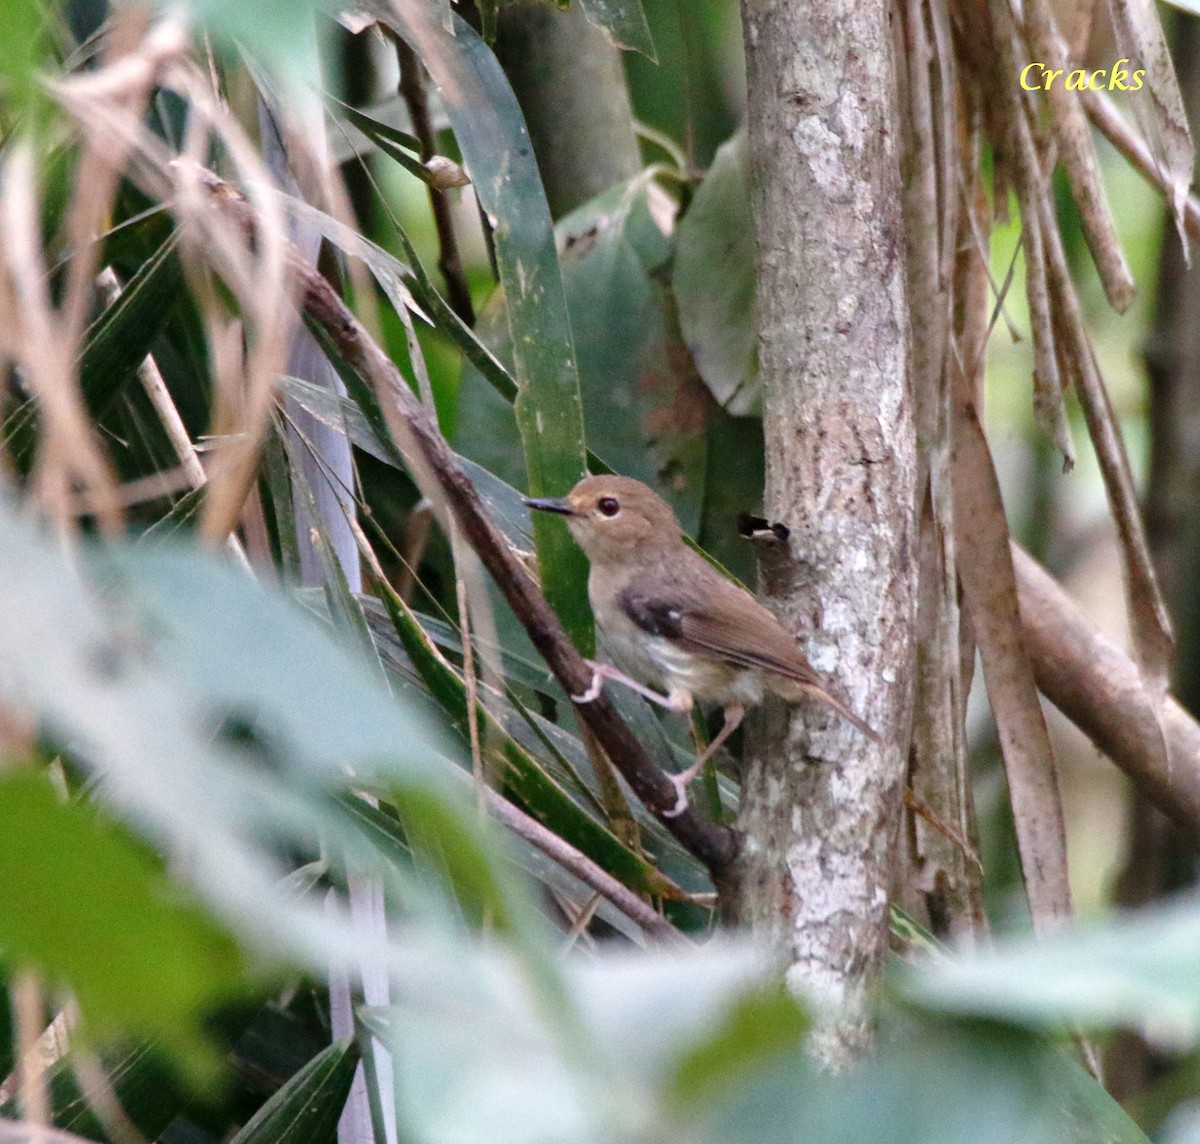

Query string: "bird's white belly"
[644, 637, 768, 706]
[596, 594, 768, 706]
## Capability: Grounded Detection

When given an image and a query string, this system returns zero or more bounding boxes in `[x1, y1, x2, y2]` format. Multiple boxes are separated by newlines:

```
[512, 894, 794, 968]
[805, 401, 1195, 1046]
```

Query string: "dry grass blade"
[900, 0, 951, 457]
[1106, 0, 1195, 249]
[1015, 0, 1136, 313]
[1059, 0, 1097, 59]
[1034, 169, 1175, 691]
[12, 973, 50, 1127]
[952, 367, 1074, 934]
[1084, 88, 1200, 242]
[0, 147, 122, 533]
[994, 86, 1074, 467]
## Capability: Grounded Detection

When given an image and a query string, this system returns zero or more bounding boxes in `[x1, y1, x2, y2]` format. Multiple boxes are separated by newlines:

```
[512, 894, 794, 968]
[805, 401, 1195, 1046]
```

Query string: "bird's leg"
[664, 703, 745, 819]
[572, 660, 693, 713]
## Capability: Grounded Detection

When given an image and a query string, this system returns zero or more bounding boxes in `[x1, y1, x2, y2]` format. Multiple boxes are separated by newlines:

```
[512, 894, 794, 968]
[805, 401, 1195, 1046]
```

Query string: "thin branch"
[193, 165, 739, 878]
[1013, 544, 1200, 840]
[483, 785, 687, 945]
[393, 36, 475, 325]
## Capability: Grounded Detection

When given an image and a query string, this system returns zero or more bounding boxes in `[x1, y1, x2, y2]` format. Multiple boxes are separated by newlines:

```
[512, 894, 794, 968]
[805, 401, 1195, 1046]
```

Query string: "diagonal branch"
[1014, 544, 1200, 840]
[482, 784, 688, 944]
[193, 165, 740, 878]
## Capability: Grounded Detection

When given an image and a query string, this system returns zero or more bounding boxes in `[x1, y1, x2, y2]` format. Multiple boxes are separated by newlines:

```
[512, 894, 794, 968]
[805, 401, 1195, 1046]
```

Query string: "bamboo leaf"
[576, 0, 657, 60]
[1107, 0, 1194, 249]
[457, 175, 707, 533]
[373, 1, 592, 650]
[0, 771, 246, 1061]
[674, 131, 760, 415]
[230, 1038, 360, 1144]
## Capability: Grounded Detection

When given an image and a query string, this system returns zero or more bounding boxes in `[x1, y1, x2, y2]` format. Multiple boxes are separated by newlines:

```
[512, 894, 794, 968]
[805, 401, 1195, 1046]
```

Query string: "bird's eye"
[597, 496, 620, 518]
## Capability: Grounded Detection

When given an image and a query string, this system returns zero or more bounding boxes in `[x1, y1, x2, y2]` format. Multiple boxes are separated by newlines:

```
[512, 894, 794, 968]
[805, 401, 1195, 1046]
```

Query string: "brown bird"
[524, 475, 879, 815]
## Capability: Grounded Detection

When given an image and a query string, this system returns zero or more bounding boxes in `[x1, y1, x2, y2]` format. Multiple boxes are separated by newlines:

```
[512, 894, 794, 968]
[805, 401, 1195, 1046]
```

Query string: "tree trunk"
[494, 2, 642, 219]
[724, 0, 918, 1069]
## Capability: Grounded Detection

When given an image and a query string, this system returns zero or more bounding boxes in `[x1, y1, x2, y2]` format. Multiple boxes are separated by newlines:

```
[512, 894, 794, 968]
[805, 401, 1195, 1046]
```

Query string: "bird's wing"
[617, 560, 822, 688]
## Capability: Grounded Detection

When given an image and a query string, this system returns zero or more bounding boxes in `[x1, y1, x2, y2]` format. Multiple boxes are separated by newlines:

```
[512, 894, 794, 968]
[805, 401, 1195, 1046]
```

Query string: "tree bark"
[725, 0, 917, 1068]
[494, 2, 642, 219]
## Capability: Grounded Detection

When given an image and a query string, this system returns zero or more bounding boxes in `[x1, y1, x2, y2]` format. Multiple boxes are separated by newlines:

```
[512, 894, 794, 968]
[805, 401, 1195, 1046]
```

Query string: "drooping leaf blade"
[373, 1, 592, 650]
[230, 1037, 360, 1144]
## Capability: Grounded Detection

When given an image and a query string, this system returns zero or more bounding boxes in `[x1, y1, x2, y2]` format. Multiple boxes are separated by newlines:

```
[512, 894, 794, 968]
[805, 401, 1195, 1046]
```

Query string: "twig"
[194, 165, 739, 877]
[393, 36, 474, 325]
[483, 785, 687, 944]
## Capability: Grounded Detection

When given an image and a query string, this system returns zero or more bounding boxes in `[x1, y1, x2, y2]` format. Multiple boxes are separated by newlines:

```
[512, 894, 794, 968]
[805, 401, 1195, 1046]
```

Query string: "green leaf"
[180, 0, 326, 82]
[0, 494, 488, 998]
[0, 0, 51, 133]
[693, 1019, 1150, 1144]
[80, 236, 185, 418]
[0, 771, 245, 1056]
[457, 175, 706, 534]
[366, 579, 681, 902]
[902, 893, 1200, 1049]
[674, 130, 760, 414]
[8, 1007, 262, 1143]
[666, 986, 809, 1105]
[230, 1038, 359, 1144]
[576, 0, 657, 60]
[327, 97, 444, 188]
[360, 941, 776, 1144]
[377, 1, 592, 650]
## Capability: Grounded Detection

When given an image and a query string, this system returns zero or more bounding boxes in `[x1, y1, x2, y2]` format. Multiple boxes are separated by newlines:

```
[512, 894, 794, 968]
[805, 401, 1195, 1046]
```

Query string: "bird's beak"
[523, 495, 577, 516]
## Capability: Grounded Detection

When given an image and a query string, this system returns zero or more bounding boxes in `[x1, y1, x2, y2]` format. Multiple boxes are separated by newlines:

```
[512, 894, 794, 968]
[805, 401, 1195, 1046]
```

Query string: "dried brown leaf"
[1019, 0, 1137, 312]
[1105, 0, 1195, 253]
[1084, 89, 1200, 241]
[1035, 175, 1175, 690]
[952, 383, 1074, 934]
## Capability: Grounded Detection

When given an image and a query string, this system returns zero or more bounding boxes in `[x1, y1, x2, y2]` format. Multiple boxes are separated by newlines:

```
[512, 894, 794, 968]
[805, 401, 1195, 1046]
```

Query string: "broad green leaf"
[230, 1038, 359, 1144]
[0, 771, 245, 1056]
[360, 941, 774, 1144]
[666, 987, 809, 1105]
[178, 0, 326, 82]
[693, 1019, 1150, 1144]
[457, 175, 707, 534]
[576, 0, 657, 60]
[903, 892, 1200, 1049]
[0, 0, 50, 133]
[674, 130, 760, 414]
[0, 495, 494, 1002]
[375, 1, 592, 650]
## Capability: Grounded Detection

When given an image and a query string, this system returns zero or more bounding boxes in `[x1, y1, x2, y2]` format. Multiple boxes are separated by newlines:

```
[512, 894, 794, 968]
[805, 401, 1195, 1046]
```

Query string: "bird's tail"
[802, 685, 882, 744]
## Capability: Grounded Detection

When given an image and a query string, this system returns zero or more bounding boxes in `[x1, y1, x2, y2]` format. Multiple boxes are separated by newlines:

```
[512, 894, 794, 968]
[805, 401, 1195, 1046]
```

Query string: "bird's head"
[524, 475, 683, 564]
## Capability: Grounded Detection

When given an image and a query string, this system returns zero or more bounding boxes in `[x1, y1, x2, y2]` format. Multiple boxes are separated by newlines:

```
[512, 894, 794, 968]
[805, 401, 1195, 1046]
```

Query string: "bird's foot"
[662, 757, 706, 819]
[571, 661, 688, 712]
[571, 661, 607, 704]
[661, 704, 744, 819]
